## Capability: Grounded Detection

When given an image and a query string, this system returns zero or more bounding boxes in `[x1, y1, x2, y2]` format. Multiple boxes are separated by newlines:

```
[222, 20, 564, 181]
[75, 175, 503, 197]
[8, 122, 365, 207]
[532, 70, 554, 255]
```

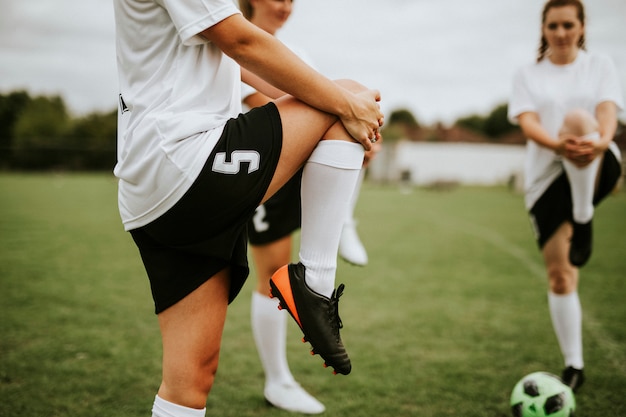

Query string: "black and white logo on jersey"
[118, 94, 129, 113]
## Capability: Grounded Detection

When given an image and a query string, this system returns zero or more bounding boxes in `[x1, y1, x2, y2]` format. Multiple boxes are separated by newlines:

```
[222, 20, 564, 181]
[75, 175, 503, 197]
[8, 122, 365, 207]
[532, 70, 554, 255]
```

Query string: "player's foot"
[264, 382, 326, 414]
[569, 220, 592, 267]
[561, 366, 585, 392]
[339, 220, 368, 266]
[270, 263, 351, 375]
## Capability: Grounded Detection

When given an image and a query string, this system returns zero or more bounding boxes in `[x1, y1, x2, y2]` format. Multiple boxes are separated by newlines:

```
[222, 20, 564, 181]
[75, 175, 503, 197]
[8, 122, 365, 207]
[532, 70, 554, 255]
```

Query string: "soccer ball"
[510, 372, 576, 417]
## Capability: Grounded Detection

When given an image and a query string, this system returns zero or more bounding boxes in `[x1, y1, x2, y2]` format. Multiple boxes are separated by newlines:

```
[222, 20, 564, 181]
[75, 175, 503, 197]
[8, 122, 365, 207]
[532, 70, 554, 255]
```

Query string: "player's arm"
[201, 14, 381, 148]
[595, 100, 618, 152]
[244, 91, 272, 109]
[518, 111, 566, 154]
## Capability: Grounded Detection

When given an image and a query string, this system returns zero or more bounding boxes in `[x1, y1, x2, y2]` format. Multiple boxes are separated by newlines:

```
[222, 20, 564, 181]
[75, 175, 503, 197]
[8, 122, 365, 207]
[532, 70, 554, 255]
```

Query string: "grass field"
[1, 173, 625, 417]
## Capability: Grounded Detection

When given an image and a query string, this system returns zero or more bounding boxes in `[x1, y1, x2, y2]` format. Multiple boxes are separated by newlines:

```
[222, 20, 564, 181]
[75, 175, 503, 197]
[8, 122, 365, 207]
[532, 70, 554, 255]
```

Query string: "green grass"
[1, 174, 624, 417]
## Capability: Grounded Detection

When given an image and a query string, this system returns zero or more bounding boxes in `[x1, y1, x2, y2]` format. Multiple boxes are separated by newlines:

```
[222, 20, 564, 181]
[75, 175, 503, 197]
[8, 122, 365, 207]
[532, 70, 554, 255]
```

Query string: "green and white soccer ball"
[510, 372, 576, 417]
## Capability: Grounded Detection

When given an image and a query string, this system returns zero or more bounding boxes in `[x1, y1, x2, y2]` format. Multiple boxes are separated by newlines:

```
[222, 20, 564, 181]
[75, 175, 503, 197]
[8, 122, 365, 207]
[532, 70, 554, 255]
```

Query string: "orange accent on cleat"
[270, 265, 302, 327]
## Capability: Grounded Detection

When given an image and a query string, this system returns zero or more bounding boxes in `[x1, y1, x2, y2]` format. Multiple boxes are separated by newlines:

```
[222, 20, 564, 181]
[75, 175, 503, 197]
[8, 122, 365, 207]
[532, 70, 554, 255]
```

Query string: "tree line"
[0, 91, 117, 171]
[0, 90, 520, 172]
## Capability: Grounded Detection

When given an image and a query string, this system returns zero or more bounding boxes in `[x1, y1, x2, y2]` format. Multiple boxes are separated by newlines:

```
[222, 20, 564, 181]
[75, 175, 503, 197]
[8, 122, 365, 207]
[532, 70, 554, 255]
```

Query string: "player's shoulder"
[576, 50, 610, 65]
[513, 59, 539, 81]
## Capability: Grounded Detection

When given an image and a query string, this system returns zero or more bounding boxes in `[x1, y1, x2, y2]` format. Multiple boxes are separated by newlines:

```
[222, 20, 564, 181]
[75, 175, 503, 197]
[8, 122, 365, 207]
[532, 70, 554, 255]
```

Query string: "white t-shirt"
[113, 0, 242, 230]
[508, 51, 624, 208]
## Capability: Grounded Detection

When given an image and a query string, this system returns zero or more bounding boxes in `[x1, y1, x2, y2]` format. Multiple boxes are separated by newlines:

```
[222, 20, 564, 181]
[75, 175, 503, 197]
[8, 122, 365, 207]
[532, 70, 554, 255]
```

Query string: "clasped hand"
[340, 89, 384, 151]
[558, 134, 602, 168]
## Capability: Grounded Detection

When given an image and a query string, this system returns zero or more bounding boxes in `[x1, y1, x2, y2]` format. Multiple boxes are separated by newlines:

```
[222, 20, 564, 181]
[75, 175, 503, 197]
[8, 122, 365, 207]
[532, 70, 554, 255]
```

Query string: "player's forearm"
[595, 101, 618, 150]
[204, 14, 352, 120]
[518, 112, 559, 152]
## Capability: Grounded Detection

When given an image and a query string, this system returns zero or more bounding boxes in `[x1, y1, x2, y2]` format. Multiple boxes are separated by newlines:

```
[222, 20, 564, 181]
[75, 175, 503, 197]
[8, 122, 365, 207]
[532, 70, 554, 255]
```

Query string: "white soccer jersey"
[113, 0, 242, 230]
[508, 51, 624, 209]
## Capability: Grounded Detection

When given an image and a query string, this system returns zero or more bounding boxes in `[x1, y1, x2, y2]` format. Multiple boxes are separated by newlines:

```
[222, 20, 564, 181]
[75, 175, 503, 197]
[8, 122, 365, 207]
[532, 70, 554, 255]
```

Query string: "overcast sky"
[1, 0, 624, 124]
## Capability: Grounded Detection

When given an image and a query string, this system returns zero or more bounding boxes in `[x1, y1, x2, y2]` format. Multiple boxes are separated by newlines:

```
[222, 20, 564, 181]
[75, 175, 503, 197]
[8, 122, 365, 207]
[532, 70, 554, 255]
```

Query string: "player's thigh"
[266, 96, 336, 200]
[541, 222, 570, 267]
[541, 223, 578, 293]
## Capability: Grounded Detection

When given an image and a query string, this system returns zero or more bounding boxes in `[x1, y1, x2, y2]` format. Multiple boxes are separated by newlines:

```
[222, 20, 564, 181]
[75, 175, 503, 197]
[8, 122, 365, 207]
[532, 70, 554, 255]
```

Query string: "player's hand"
[340, 89, 384, 151]
[363, 139, 382, 167]
[561, 134, 597, 168]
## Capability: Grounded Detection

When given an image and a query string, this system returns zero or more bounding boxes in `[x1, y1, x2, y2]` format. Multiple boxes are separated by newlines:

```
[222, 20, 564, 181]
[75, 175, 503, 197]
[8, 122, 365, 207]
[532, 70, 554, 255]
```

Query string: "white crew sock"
[299, 140, 364, 297]
[251, 291, 295, 386]
[152, 395, 205, 417]
[548, 291, 584, 369]
[562, 132, 601, 224]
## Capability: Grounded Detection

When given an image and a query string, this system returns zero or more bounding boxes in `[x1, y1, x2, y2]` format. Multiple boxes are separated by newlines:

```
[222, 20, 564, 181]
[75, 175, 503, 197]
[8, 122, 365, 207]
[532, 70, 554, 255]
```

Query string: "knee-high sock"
[562, 132, 601, 223]
[251, 291, 294, 386]
[346, 169, 365, 223]
[152, 395, 205, 417]
[299, 141, 364, 297]
[548, 291, 584, 369]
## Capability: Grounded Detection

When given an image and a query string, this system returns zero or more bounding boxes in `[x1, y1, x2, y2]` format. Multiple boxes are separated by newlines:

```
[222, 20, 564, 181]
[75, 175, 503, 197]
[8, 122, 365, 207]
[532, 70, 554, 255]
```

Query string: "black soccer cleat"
[569, 220, 592, 267]
[561, 366, 585, 392]
[270, 262, 351, 375]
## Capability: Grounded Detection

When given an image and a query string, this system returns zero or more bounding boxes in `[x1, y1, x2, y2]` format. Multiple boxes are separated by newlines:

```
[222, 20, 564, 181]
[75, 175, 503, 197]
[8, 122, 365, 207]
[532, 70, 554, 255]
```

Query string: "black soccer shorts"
[248, 167, 303, 246]
[529, 147, 622, 248]
[130, 103, 283, 313]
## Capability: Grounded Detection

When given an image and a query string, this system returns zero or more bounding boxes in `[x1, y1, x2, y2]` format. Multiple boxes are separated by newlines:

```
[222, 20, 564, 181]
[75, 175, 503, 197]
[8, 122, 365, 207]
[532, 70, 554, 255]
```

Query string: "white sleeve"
[596, 55, 624, 111]
[508, 66, 536, 125]
[159, 0, 241, 46]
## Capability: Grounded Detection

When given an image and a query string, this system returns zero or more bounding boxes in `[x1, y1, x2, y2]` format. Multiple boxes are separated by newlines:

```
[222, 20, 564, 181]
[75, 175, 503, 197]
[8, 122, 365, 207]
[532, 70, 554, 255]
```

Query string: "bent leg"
[267, 80, 369, 297]
[262, 79, 371, 202]
[339, 169, 369, 266]
[156, 268, 230, 410]
[560, 109, 602, 223]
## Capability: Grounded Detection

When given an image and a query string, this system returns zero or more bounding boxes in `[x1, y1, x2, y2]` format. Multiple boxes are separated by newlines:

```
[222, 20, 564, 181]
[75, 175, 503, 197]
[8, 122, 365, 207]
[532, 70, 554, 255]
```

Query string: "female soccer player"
[508, 0, 623, 392]
[113, 0, 383, 415]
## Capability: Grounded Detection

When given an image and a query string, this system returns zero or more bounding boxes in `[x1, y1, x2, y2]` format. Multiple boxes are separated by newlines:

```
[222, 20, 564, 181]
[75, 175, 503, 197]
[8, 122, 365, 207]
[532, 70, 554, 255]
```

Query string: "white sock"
[299, 140, 364, 297]
[548, 291, 584, 369]
[251, 291, 295, 386]
[346, 169, 365, 224]
[562, 132, 601, 224]
[152, 395, 205, 417]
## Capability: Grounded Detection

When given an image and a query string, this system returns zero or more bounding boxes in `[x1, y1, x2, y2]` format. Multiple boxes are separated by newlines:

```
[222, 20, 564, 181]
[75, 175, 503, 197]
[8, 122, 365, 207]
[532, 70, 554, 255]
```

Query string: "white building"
[368, 142, 526, 189]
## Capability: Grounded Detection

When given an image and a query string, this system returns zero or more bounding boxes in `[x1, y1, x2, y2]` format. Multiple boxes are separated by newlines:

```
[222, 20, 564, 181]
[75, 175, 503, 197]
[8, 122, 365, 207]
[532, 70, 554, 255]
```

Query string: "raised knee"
[561, 108, 598, 136]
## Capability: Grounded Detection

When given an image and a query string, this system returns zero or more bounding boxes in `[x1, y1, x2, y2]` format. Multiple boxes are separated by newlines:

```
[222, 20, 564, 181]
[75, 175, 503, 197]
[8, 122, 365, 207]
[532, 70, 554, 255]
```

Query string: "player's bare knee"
[323, 121, 353, 142]
[548, 267, 574, 294]
[192, 360, 219, 397]
[560, 108, 598, 136]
